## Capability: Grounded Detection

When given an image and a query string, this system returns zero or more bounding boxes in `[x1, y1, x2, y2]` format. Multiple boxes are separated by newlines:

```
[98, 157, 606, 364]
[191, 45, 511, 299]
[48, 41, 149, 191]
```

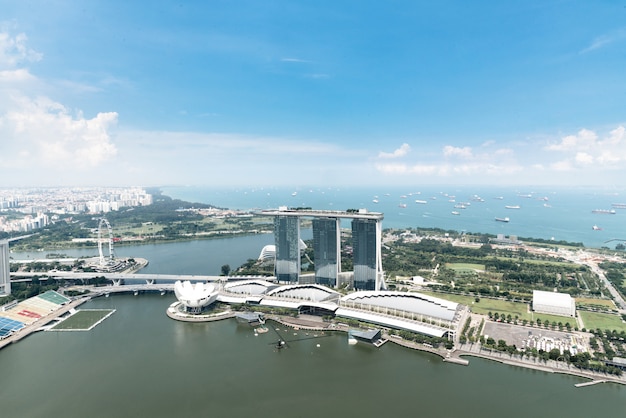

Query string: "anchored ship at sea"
[495, 217, 510, 223]
[592, 209, 616, 214]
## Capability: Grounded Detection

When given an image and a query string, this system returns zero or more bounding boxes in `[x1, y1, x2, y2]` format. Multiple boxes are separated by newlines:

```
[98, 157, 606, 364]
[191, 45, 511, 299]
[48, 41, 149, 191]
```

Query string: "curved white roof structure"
[265, 284, 341, 303]
[334, 308, 449, 338]
[340, 291, 459, 322]
[258, 245, 276, 261]
[174, 281, 218, 309]
[223, 279, 276, 296]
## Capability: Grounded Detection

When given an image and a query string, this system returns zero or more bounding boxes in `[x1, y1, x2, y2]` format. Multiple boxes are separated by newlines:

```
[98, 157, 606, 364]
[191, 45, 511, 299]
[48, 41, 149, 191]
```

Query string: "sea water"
[163, 185, 626, 249]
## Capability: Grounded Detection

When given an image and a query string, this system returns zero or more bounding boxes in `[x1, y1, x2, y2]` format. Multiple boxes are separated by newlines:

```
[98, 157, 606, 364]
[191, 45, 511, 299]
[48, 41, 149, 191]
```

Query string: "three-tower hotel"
[258, 207, 384, 291]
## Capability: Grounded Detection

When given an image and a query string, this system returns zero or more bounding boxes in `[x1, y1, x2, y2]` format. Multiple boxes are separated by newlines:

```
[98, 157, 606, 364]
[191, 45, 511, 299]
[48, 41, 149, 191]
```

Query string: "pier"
[575, 380, 607, 388]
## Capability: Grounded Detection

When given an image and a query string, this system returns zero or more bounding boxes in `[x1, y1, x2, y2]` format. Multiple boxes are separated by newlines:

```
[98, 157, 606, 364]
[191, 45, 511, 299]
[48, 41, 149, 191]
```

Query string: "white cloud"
[280, 57, 311, 63]
[550, 160, 572, 171]
[494, 148, 513, 156]
[0, 27, 119, 182]
[579, 29, 626, 54]
[375, 162, 441, 175]
[544, 126, 626, 170]
[1, 95, 118, 169]
[0, 30, 42, 67]
[378, 143, 411, 159]
[0, 68, 35, 82]
[546, 128, 598, 151]
[607, 125, 625, 144]
[443, 145, 473, 159]
[574, 152, 594, 165]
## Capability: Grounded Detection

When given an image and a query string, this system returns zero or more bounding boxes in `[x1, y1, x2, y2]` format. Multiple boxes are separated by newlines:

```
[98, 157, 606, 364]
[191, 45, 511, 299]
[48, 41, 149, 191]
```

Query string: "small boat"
[398, 203, 407, 208]
[372, 199, 379, 204]
[505, 205, 520, 209]
[495, 217, 510, 223]
[451, 211, 460, 215]
[415, 200, 427, 204]
[592, 225, 602, 231]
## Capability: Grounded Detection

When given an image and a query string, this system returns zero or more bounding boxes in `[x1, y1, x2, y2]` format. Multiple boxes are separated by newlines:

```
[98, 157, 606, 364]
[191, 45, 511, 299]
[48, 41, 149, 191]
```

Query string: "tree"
[221, 264, 231, 276]
[548, 348, 561, 360]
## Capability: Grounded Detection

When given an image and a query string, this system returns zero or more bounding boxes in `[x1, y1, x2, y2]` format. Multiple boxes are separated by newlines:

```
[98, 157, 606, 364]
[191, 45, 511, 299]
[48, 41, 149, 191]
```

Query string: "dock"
[574, 380, 607, 388]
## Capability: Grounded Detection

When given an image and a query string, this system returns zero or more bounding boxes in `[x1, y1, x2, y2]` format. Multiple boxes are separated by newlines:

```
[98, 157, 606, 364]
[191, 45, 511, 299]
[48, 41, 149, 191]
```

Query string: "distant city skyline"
[1, 1, 625, 188]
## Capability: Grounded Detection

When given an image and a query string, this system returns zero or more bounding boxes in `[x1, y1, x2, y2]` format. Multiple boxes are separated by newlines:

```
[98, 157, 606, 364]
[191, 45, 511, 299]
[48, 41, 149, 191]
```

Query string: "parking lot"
[482, 321, 590, 354]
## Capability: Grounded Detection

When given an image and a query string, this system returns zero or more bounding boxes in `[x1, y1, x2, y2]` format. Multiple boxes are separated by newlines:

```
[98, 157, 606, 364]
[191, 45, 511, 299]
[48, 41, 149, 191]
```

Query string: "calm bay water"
[1, 293, 625, 418]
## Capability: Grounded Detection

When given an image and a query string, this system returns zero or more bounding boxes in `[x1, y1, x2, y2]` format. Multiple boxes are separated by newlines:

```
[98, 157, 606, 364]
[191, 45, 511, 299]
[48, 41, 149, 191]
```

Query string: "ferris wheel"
[98, 217, 115, 266]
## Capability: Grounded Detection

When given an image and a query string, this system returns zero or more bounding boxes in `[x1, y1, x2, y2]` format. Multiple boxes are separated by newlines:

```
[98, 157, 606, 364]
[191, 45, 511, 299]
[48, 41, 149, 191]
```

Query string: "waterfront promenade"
[450, 342, 626, 387]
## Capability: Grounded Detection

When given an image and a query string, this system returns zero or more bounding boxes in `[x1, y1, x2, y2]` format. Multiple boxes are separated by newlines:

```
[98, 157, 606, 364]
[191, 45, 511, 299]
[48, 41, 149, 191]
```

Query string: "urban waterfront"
[1, 292, 625, 418]
[3, 236, 626, 417]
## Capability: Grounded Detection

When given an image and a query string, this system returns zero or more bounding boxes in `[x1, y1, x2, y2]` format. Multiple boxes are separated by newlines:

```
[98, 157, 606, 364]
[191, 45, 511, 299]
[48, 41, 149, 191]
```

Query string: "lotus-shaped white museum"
[174, 280, 219, 313]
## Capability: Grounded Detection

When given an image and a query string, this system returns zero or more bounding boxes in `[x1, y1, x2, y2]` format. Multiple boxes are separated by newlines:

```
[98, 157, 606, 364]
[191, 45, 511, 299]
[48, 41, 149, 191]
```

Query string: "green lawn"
[51, 309, 115, 330]
[491, 255, 575, 268]
[445, 263, 485, 271]
[575, 297, 616, 309]
[578, 311, 626, 332]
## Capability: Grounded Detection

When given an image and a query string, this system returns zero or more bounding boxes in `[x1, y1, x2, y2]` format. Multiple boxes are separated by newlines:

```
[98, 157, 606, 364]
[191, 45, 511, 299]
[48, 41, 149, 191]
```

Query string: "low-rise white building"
[532, 290, 575, 317]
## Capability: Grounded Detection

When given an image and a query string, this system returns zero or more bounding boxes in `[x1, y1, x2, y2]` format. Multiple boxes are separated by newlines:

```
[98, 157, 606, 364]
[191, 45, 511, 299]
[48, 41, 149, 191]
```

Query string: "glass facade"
[273, 216, 300, 283]
[0, 240, 10, 295]
[351, 219, 377, 290]
[312, 218, 340, 287]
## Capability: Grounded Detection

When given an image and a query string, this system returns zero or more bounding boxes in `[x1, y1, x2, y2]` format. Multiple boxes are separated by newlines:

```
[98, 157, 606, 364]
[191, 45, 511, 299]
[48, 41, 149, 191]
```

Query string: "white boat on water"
[451, 211, 460, 215]
[495, 217, 510, 223]
[415, 199, 427, 204]
[505, 205, 520, 209]
[592, 209, 616, 214]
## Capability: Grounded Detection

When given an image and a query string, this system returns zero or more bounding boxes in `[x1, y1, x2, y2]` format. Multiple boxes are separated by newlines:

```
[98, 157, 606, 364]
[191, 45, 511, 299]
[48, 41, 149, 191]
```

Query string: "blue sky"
[1, 1, 625, 188]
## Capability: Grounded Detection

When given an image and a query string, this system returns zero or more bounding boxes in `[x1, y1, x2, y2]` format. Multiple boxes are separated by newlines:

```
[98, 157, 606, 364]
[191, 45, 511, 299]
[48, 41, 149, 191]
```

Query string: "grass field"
[51, 309, 115, 331]
[445, 263, 485, 271]
[579, 311, 626, 332]
[575, 297, 616, 308]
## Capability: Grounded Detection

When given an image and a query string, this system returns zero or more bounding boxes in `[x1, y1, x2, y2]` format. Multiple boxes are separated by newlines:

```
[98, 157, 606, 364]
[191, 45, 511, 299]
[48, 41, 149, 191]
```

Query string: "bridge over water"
[11, 271, 276, 286]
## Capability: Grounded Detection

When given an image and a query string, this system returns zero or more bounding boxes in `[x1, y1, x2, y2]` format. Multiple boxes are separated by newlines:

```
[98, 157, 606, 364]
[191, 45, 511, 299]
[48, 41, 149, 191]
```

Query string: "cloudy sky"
[1, 1, 625, 188]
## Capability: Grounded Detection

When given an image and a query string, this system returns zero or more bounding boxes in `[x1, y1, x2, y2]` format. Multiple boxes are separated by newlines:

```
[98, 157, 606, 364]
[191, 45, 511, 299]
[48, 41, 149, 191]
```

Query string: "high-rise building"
[273, 215, 300, 283]
[312, 217, 341, 287]
[0, 240, 10, 295]
[351, 219, 379, 290]
[262, 208, 384, 290]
